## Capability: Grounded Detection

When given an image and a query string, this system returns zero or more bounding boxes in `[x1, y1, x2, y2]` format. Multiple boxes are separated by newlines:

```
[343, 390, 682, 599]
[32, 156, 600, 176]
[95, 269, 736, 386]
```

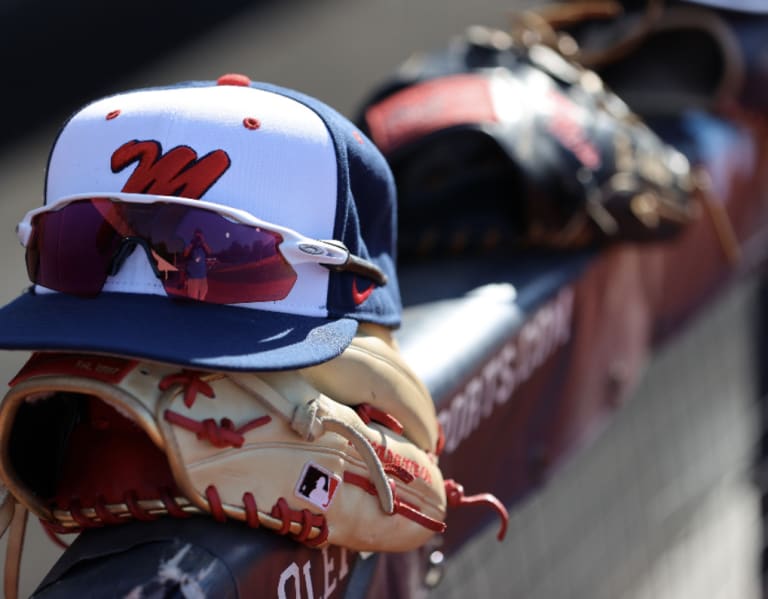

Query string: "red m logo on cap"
[112, 140, 231, 199]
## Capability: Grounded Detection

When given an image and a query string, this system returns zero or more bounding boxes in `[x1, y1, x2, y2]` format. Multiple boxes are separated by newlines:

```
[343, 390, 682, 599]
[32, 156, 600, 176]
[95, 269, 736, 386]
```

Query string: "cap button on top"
[217, 73, 252, 86]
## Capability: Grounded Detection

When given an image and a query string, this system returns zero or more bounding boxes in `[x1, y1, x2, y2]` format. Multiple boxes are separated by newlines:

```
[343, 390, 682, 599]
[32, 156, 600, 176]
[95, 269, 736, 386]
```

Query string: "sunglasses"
[17, 193, 387, 305]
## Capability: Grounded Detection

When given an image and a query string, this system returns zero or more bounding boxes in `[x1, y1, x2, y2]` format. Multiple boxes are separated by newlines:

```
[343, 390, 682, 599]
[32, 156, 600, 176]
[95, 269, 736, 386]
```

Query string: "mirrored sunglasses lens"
[28, 199, 300, 304]
[27, 200, 121, 295]
[158, 207, 297, 304]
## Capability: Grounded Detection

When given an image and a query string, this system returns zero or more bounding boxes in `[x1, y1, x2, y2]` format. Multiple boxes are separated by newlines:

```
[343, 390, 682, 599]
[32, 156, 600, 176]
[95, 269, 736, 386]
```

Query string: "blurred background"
[1, 1, 766, 598]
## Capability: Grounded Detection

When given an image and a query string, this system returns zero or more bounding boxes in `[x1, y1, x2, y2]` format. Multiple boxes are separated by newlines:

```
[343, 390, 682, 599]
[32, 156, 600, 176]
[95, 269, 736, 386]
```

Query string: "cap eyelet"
[243, 117, 261, 130]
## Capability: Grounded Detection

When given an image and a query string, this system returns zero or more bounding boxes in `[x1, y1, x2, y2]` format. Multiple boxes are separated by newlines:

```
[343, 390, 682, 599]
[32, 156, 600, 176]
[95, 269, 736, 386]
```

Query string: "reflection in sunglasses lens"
[27, 199, 299, 304]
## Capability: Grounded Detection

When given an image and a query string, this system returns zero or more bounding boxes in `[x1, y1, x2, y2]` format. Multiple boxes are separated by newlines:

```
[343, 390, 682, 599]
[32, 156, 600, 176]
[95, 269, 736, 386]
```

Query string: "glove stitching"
[343, 471, 446, 533]
[158, 370, 216, 408]
[163, 408, 272, 448]
[203, 486, 330, 547]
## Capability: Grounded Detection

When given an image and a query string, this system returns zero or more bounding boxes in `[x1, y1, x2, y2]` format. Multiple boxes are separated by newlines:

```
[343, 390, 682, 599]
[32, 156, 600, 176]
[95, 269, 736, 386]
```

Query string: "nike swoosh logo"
[352, 278, 375, 305]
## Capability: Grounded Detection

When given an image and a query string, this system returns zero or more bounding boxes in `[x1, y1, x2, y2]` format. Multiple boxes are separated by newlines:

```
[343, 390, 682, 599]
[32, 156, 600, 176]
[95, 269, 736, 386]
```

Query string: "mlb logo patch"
[295, 462, 341, 511]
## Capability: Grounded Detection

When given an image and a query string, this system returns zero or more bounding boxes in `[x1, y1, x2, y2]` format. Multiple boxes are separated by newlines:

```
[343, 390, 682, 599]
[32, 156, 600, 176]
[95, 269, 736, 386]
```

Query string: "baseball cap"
[0, 73, 401, 371]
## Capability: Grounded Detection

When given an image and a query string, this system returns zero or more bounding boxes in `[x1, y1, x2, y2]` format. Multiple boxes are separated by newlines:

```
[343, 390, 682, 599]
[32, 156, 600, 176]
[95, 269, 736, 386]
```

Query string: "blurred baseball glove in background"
[357, 23, 700, 261]
[513, 0, 768, 118]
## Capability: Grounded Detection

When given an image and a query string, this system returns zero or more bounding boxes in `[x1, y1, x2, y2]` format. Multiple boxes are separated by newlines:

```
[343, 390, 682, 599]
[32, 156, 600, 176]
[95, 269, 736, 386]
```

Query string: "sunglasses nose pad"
[108, 239, 137, 276]
[109, 237, 161, 278]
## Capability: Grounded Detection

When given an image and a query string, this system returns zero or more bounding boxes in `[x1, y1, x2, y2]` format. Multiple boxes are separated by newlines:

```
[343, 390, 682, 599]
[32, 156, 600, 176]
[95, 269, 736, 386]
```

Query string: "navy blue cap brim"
[0, 291, 358, 372]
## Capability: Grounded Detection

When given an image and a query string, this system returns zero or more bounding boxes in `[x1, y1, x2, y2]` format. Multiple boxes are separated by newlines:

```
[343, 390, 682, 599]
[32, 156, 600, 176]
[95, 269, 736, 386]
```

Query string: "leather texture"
[357, 24, 700, 260]
[0, 330, 447, 553]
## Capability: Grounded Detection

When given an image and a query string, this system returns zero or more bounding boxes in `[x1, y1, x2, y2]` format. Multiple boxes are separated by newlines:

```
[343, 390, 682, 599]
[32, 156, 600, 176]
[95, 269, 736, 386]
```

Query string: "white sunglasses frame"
[17, 192, 387, 286]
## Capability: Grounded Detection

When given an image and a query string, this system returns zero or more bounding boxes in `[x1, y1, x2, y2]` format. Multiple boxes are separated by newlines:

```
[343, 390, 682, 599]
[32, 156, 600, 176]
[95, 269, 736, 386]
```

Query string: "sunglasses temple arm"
[325, 254, 388, 287]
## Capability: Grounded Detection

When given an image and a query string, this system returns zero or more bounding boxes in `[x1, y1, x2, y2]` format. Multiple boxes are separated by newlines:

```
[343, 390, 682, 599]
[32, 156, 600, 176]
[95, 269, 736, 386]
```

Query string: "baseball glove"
[513, 0, 768, 118]
[357, 23, 700, 261]
[0, 326, 507, 558]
